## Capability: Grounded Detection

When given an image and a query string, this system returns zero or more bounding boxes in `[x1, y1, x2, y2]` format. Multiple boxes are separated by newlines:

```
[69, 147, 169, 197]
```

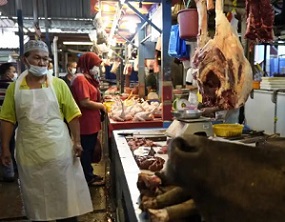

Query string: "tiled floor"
[0, 161, 114, 222]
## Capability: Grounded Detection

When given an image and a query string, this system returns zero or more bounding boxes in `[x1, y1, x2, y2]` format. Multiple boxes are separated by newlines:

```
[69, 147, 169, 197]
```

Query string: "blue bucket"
[270, 57, 285, 76]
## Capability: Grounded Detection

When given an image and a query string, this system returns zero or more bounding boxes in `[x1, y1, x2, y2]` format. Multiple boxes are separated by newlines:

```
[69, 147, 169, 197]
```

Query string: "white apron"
[14, 72, 93, 221]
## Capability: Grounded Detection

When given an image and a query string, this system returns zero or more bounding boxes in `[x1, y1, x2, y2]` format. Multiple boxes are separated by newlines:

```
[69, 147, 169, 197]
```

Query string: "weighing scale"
[166, 117, 213, 138]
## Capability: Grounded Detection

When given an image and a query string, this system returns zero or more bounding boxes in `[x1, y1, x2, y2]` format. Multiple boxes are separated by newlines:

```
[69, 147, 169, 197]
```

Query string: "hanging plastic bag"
[168, 25, 190, 59]
[110, 61, 120, 74]
[168, 25, 180, 57]
[123, 63, 132, 75]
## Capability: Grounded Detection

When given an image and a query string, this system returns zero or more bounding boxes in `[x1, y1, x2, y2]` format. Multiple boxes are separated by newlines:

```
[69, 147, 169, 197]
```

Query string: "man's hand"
[1, 149, 12, 167]
[73, 142, 83, 157]
[200, 106, 219, 116]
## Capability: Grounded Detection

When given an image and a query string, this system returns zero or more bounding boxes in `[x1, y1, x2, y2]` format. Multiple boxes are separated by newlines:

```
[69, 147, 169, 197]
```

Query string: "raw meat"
[245, 0, 274, 42]
[135, 155, 165, 172]
[127, 138, 160, 150]
[193, 0, 253, 110]
[137, 173, 162, 195]
[165, 135, 285, 222]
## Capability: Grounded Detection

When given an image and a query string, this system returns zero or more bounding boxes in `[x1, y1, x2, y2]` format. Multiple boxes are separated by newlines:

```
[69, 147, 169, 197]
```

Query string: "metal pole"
[138, 26, 145, 98]
[32, 0, 42, 40]
[127, 2, 162, 34]
[43, 0, 51, 54]
[161, 0, 172, 121]
[16, 0, 24, 72]
[120, 50, 124, 94]
[264, 44, 267, 75]
[53, 36, 59, 77]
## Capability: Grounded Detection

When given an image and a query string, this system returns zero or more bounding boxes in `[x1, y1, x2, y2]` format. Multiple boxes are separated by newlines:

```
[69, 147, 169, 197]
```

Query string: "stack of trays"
[260, 77, 285, 90]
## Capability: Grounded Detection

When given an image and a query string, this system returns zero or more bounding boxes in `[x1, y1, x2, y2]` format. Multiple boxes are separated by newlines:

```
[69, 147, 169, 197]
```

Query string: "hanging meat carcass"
[245, 0, 275, 42]
[192, 0, 253, 110]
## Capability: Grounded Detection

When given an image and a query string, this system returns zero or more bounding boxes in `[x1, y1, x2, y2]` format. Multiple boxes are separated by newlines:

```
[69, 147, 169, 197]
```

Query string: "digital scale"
[166, 117, 213, 138]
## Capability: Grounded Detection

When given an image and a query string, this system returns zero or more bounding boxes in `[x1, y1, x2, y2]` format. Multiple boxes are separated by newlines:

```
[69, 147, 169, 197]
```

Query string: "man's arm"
[186, 84, 198, 91]
[200, 106, 220, 115]
[68, 117, 82, 157]
[0, 120, 15, 166]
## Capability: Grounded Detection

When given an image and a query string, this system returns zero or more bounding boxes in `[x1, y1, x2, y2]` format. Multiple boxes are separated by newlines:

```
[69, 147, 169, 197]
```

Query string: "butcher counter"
[109, 127, 256, 222]
[110, 128, 167, 222]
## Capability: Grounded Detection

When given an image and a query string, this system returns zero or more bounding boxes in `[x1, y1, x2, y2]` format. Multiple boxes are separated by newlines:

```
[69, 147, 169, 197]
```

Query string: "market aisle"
[0, 160, 113, 222]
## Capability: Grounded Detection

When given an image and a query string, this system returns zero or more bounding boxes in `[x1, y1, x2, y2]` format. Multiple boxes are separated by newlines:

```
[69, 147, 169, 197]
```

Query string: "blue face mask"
[28, 64, 48, 77]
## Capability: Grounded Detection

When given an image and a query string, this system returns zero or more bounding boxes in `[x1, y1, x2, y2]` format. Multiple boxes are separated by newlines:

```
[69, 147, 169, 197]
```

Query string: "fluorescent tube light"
[63, 41, 93, 45]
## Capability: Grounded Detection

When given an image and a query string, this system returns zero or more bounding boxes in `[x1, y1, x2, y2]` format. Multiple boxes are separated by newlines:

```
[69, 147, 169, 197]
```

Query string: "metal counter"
[110, 128, 166, 222]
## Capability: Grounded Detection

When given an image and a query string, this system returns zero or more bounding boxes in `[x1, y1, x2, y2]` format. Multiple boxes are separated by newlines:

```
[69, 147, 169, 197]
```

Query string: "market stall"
[2, 0, 285, 221]
[105, 0, 285, 220]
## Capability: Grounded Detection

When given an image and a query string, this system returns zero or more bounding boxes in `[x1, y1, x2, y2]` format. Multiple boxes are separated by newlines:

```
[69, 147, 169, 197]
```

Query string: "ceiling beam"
[126, 1, 161, 33]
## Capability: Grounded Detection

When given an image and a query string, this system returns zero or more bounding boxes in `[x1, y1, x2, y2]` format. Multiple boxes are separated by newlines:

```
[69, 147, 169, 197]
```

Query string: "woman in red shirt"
[71, 52, 106, 186]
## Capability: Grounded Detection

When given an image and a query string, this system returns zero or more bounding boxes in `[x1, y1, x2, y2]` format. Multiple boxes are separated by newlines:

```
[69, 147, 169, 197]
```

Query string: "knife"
[118, 132, 166, 137]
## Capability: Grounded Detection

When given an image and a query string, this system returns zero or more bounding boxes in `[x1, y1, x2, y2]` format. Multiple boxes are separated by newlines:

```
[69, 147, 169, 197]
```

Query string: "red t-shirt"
[71, 74, 101, 135]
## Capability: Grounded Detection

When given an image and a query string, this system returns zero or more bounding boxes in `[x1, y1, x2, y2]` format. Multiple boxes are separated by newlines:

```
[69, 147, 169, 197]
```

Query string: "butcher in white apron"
[0, 40, 93, 221]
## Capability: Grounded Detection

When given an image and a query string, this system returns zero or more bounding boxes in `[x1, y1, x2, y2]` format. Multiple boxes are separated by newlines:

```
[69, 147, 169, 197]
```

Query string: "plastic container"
[252, 81, 260, 89]
[177, 9, 198, 40]
[270, 57, 285, 76]
[212, 124, 243, 137]
[188, 92, 198, 110]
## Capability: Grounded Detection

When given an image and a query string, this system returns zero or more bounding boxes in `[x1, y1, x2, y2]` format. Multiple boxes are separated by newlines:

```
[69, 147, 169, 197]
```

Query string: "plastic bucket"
[270, 57, 285, 76]
[177, 9, 198, 40]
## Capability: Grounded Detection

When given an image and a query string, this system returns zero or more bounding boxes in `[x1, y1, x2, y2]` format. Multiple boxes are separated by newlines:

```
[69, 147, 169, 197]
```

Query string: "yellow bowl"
[212, 124, 243, 137]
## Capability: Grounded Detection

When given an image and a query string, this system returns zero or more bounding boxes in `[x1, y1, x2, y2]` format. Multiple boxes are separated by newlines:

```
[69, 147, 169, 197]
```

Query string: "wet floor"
[0, 161, 114, 222]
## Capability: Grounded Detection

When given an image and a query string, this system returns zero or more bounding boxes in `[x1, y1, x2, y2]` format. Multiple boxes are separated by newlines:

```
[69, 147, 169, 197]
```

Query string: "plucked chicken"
[193, 0, 253, 110]
[109, 98, 162, 122]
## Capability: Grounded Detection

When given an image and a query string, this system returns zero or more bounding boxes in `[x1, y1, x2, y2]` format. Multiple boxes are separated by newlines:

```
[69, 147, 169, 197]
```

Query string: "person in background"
[0, 63, 17, 182]
[71, 52, 105, 186]
[185, 67, 203, 107]
[146, 65, 159, 100]
[62, 61, 77, 87]
[185, 67, 198, 93]
[0, 40, 93, 222]
[48, 61, 54, 75]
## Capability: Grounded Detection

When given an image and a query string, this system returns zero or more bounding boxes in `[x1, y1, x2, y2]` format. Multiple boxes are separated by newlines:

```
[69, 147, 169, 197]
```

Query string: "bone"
[195, 0, 209, 48]
[206, 0, 214, 10]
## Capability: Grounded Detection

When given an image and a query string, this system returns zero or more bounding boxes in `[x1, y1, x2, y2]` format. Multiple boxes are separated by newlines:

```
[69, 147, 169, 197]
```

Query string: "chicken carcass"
[193, 0, 253, 110]
[133, 111, 154, 122]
